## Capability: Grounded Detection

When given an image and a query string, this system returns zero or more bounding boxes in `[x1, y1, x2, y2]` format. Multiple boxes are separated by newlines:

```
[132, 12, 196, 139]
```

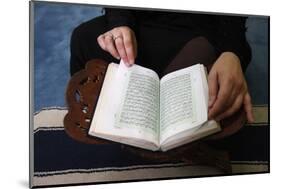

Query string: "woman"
[70, 8, 254, 134]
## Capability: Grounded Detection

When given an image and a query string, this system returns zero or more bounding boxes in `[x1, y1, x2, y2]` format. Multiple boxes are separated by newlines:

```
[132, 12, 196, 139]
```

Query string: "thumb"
[208, 69, 218, 108]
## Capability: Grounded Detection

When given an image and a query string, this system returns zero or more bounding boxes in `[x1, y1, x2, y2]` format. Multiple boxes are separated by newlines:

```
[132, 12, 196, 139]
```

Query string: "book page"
[159, 64, 208, 144]
[160, 120, 220, 151]
[89, 63, 160, 149]
[114, 64, 160, 144]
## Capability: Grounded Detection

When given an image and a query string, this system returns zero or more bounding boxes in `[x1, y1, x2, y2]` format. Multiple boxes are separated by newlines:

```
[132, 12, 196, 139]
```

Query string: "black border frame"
[29, 0, 270, 188]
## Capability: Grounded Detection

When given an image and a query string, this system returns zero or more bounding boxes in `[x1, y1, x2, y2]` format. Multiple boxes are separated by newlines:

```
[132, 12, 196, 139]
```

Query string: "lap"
[70, 18, 244, 138]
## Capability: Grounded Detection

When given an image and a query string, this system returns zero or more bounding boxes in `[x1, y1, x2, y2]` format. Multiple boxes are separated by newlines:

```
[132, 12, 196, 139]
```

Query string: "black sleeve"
[208, 16, 252, 71]
[104, 8, 137, 31]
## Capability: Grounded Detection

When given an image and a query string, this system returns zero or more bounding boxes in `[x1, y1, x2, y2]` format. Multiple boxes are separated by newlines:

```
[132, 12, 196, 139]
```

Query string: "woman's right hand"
[97, 26, 137, 67]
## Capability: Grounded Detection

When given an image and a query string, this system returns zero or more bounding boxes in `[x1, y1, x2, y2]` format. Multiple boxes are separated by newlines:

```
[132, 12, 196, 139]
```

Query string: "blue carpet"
[34, 2, 103, 111]
[34, 125, 269, 173]
[33, 2, 269, 112]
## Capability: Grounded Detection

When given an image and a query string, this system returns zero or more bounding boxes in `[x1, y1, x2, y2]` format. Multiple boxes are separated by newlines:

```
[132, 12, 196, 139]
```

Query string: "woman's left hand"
[208, 52, 254, 123]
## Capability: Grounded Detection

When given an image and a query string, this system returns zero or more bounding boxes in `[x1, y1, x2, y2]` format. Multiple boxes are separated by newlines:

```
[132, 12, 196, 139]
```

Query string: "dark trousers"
[70, 15, 217, 77]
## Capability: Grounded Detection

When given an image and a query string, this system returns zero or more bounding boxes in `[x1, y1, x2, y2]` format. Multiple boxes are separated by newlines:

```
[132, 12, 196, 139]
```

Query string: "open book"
[88, 61, 221, 151]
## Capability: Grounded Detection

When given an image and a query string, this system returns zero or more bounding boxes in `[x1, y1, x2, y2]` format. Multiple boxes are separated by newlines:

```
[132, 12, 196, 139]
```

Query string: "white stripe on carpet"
[33, 106, 268, 131]
[32, 161, 268, 187]
[33, 109, 67, 130]
[33, 165, 223, 187]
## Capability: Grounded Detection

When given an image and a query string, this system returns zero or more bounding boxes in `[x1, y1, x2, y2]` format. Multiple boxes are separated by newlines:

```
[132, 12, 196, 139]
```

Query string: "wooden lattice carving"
[64, 59, 109, 144]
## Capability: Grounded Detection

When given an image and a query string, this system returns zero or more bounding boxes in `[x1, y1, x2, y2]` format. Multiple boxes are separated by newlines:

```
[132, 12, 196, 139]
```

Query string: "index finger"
[208, 70, 218, 108]
[114, 36, 128, 63]
[208, 80, 232, 120]
[122, 31, 135, 65]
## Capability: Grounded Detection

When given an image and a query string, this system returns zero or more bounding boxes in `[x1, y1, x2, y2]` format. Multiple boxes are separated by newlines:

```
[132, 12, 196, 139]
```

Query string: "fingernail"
[123, 58, 128, 64]
[129, 59, 134, 65]
[124, 62, 131, 67]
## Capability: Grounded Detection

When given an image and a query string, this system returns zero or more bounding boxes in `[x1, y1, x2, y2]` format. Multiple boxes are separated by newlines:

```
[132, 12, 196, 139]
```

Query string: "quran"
[88, 61, 221, 151]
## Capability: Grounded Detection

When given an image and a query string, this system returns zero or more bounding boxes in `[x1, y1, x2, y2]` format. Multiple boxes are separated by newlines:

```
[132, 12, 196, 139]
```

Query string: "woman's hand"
[208, 52, 254, 123]
[97, 26, 137, 67]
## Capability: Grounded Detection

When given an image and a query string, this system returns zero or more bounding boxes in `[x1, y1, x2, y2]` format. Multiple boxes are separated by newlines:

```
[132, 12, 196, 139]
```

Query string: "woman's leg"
[161, 36, 217, 76]
[135, 23, 199, 76]
[70, 15, 118, 76]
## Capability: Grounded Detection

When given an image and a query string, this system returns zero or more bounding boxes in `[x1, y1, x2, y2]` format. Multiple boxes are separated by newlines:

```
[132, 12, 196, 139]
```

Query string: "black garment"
[70, 8, 251, 75]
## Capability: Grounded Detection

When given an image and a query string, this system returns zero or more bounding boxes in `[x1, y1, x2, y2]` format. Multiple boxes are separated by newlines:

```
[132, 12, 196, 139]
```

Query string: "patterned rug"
[31, 105, 268, 187]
